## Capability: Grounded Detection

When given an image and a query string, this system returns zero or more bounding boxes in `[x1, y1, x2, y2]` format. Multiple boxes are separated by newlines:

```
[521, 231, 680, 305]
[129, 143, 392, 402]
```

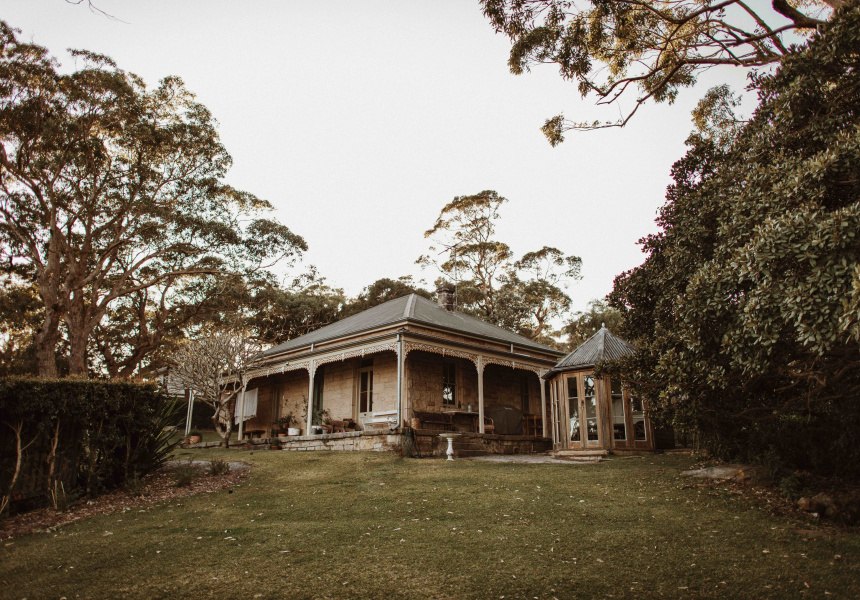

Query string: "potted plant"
[277, 412, 300, 436]
[273, 414, 293, 437]
[303, 405, 331, 435]
[187, 430, 202, 445]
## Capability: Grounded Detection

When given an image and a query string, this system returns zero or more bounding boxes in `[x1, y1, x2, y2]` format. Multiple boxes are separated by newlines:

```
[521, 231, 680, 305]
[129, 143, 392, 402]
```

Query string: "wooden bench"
[330, 419, 357, 433]
[242, 429, 266, 440]
[365, 410, 398, 430]
[413, 411, 454, 431]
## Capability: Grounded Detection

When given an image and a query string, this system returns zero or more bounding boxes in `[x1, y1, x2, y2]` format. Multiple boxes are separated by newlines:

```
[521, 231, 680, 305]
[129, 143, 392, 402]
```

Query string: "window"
[567, 376, 580, 442]
[312, 367, 324, 414]
[583, 375, 599, 442]
[631, 395, 646, 441]
[555, 378, 564, 443]
[611, 379, 626, 441]
[358, 361, 373, 414]
[520, 376, 530, 414]
[442, 362, 456, 407]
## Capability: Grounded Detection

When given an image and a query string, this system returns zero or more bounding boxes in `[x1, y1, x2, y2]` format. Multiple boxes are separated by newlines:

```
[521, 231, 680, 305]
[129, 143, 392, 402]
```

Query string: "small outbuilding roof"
[261, 293, 563, 358]
[544, 326, 635, 377]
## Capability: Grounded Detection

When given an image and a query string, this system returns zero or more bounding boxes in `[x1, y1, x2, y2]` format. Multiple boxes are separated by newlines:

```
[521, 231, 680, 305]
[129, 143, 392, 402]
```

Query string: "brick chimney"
[436, 282, 455, 311]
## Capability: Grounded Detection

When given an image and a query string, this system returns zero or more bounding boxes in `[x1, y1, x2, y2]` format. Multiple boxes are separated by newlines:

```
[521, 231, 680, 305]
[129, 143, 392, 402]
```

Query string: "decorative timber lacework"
[482, 356, 543, 376]
[314, 342, 399, 367]
[404, 342, 479, 367]
[242, 360, 309, 381]
[244, 343, 398, 380]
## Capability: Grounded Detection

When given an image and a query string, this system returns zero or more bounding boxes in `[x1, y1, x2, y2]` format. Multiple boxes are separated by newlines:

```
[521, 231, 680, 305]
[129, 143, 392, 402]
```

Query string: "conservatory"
[544, 327, 655, 454]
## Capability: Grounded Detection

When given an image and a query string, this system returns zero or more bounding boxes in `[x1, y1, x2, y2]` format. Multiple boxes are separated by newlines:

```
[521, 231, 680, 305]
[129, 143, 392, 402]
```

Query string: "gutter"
[260, 318, 563, 363]
[253, 328, 558, 374]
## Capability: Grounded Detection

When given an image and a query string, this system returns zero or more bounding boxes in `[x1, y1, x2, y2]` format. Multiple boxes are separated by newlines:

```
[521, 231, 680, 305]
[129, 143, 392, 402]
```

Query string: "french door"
[563, 373, 602, 449]
[356, 366, 374, 425]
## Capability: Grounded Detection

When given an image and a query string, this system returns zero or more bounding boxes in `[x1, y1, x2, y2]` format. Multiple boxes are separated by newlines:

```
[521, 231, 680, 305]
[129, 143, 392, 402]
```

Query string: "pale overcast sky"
[6, 0, 751, 314]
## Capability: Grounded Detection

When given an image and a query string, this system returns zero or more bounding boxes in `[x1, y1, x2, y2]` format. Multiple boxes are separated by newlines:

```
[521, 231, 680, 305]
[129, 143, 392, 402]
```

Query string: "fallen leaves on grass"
[0, 466, 248, 540]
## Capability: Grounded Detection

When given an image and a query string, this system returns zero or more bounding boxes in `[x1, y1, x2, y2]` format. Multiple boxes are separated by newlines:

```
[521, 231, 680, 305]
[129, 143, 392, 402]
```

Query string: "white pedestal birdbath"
[438, 433, 461, 461]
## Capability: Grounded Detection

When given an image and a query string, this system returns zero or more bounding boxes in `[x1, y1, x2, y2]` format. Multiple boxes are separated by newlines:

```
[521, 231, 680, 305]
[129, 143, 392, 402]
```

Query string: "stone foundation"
[185, 429, 552, 457]
[275, 430, 401, 452]
[412, 430, 552, 458]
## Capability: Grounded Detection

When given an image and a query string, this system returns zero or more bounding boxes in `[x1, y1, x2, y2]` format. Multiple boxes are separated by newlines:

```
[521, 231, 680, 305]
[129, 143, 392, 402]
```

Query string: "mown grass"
[1, 451, 858, 599]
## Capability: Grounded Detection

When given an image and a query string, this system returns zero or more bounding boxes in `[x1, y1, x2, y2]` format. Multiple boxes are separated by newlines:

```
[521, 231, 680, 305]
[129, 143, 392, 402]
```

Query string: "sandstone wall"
[407, 351, 480, 412]
[408, 351, 543, 415]
[320, 360, 354, 420]
[277, 431, 400, 452]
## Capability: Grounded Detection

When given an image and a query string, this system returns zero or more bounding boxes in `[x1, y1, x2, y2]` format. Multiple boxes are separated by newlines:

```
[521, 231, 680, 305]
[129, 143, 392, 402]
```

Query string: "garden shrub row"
[0, 377, 180, 515]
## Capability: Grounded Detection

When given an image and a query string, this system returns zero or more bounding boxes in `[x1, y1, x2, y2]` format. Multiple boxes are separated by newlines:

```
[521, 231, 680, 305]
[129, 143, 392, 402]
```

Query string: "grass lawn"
[1, 451, 858, 600]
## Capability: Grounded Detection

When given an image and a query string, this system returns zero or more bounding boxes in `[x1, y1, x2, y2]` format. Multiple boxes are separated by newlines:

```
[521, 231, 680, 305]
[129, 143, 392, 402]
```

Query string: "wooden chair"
[522, 414, 542, 436]
[483, 417, 495, 434]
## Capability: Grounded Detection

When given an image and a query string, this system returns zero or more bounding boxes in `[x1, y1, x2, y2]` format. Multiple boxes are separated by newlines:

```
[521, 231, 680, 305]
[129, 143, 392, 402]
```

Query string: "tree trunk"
[34, 276, 63, 378]
[34, 212, 66, 378]
[65, 297, 106, 378]
[212, 403, 233, 448]
[34, 316, 60, 378]
[67, 328, 89, 377]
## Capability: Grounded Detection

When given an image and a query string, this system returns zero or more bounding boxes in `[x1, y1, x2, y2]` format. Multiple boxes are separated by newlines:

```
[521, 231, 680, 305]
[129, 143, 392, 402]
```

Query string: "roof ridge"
[262, 292, 564, 358]
[403, 293, 416, 318]
[545, 325, 635, 375]
[411, 294, 555, 349]
[261, 294, 412, 356]
[596, 326, 606, 361]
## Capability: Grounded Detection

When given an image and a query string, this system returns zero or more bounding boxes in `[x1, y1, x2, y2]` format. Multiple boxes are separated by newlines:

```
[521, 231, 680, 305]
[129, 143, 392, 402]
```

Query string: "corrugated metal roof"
[261, 293, 562, 357]
[546, 326, 635, 376]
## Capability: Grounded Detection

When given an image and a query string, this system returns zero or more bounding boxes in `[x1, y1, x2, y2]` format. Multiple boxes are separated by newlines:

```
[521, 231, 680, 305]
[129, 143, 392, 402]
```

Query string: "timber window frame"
[356, 359, 374, 415]
[520, 375, 530, 414]
[611, 378, 626, 441]
[631, 394, 647, 441]
[442, 360, 457, 408]
[566, 375, 581, 443]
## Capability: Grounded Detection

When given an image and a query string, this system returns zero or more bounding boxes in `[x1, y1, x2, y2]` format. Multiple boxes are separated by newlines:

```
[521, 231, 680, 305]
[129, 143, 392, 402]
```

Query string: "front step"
[551, 449, 608, 462]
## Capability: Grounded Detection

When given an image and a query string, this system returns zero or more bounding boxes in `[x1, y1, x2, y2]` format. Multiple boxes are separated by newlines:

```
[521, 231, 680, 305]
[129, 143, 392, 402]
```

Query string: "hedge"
[0, 377, 180, 515]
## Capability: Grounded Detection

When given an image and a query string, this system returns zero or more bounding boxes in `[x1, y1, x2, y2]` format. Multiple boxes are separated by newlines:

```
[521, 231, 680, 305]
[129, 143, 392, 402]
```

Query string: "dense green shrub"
[0, 378, 181, 514]
[607, 3, 860, 479]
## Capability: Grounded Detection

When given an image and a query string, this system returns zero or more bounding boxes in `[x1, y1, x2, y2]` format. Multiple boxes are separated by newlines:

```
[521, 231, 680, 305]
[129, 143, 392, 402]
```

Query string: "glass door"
[554, 378, 564, 446]
[631, 394, 647, 443]
[611, 378, 626, 444]
[567, 375, 581, 445]
[357, 366, 373, 426]
[583, 375, 600, 446]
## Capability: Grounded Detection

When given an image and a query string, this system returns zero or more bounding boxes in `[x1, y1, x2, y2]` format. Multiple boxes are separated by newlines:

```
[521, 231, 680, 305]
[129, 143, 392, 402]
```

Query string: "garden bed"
[0, 460, 249, 540]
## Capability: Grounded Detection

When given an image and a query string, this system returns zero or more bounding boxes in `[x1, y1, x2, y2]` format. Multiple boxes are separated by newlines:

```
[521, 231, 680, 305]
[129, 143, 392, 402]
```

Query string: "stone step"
[553, 449, 608, 457]
[551, 449, 608, 462]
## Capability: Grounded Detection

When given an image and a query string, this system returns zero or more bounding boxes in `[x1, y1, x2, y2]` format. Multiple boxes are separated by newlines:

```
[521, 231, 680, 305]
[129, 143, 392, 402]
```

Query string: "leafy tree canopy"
[341, 276, 432, 318]
[419, 191, 581, 343]
[244, 269, 346, 346]
[607, 2, 860, 477]
[0, 22, 306, 377]
[563, 298, 624, 349]
[481, 0, 836, 143]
